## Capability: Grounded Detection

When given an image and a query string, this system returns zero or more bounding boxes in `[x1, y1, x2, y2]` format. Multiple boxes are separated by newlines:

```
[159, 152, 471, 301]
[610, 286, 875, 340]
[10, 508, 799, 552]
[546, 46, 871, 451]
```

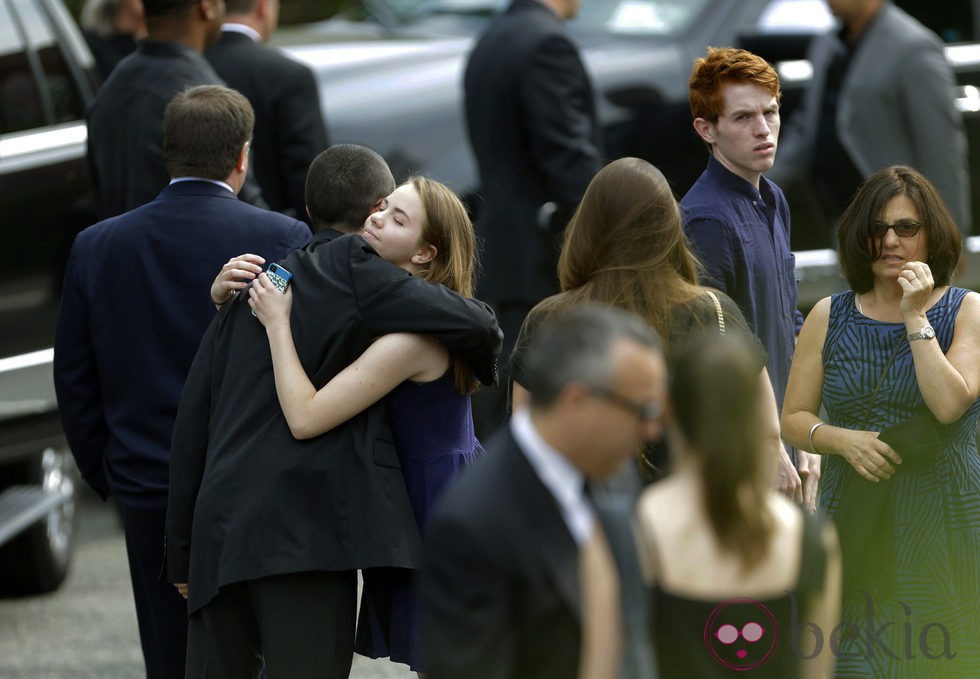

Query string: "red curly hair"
[688, 46, 781, 123]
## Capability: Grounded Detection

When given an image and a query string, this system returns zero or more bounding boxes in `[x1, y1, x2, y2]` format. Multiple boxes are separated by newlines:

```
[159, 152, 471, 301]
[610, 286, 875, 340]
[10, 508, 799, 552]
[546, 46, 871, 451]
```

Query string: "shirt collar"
[705, 154, 769, 202]
[169, 177, 235, 194]
[510, 408, 594, 545]
[222, 23, 262, 42]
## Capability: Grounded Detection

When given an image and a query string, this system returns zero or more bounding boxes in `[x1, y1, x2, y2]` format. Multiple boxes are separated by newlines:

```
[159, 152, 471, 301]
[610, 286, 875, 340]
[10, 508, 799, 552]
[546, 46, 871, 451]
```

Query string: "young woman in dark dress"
[637, 330, 840, 678]
[250, 176, 482, 676]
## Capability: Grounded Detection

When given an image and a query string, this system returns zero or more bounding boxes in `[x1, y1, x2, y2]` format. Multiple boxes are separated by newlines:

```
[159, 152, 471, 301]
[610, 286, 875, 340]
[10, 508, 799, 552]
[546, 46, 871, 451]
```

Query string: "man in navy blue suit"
[53, 84, 311, 679]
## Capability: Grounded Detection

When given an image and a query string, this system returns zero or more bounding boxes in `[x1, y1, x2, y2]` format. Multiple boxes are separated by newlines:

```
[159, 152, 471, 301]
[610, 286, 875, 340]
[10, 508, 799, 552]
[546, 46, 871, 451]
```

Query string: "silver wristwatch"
[907, 324, 936, 341]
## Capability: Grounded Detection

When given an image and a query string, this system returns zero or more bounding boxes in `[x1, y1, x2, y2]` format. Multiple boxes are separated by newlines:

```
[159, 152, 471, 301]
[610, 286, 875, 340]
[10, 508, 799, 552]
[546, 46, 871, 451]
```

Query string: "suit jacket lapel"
[504, 431, 582, 620]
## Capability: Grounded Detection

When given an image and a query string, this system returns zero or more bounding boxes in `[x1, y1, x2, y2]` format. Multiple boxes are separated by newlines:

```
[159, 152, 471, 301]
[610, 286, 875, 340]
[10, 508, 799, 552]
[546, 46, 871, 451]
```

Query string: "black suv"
[0, 0, 98, 593]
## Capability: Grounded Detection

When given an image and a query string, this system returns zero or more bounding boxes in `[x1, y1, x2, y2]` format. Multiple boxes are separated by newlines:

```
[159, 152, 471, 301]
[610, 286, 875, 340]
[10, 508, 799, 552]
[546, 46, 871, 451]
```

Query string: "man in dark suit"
[205, 0, 328, 223]
[421, 304, 666, 679]
[54, 85, 311, 679]
[164, 145, 502, 677]
[87, 0, 262, 218]
[463, 0, 603, 436]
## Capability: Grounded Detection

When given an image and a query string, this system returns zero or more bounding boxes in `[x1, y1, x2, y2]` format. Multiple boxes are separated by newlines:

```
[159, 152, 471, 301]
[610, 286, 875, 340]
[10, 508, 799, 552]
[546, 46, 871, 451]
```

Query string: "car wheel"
[0, 447, 78, 595]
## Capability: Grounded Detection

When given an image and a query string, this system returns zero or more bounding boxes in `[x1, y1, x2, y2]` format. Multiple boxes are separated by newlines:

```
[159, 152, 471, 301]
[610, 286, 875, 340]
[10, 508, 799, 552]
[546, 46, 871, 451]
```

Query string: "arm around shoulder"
[351, 245, 502, 385]
[275, 332, 446, 440]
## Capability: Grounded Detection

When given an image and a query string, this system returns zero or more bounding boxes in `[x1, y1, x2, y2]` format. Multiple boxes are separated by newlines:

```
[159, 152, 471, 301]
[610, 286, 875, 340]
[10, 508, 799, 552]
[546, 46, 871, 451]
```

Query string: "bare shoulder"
[768, 492, 803, 536]
[636, 476, 694, 540]
[805, 295, 833, 323]
[956, 289, 980, 317]
[371, 332, 442, 353]
[370, 333, 449, 381]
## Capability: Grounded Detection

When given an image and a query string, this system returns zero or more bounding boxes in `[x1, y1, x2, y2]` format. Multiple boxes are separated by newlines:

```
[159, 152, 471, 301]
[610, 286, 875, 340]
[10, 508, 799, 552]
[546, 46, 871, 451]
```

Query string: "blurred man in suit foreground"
[421, 304, 665, 679]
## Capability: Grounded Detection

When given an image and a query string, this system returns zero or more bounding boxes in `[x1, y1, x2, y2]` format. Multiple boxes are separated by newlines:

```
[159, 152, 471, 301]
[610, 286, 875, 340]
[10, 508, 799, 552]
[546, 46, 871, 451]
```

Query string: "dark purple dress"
[354, 371, 484, 671]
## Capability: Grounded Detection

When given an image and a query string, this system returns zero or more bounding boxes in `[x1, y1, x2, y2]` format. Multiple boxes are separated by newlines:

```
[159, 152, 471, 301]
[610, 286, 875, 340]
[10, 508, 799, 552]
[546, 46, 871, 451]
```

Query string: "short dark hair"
[143, 0, 197, 18]
[224, 0, 256, 14]
[164, 85, 254, 181]
[304, 145, 395, 232]
[837, 165, 962, 293]
[521, 303, 662, 407]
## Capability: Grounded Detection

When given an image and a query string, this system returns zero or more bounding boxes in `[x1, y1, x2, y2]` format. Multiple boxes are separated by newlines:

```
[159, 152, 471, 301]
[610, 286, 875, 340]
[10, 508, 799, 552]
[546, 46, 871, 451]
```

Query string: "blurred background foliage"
[63, 0, 350, 26]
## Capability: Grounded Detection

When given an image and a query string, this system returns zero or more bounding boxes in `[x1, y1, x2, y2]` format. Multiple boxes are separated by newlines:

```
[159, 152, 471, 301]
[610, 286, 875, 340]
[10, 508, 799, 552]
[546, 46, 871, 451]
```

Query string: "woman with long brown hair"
[510, 157, 806, 496]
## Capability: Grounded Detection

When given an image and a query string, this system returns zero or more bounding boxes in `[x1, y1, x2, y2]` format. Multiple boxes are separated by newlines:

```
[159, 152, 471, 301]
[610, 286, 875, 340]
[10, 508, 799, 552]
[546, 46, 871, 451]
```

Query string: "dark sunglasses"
[870, 219, 922, 239]
[590, 387, 662, 422]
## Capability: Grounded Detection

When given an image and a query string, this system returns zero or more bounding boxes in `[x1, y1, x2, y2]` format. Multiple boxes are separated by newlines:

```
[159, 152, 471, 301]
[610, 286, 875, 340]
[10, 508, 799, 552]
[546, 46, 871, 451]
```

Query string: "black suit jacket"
[206, 31, 329, 220]
[53, 181, 311, 511]
[87, 40, 265, 218]
[165, 231, 501, 614]
[421, 426, 581, 679]
[464, 0, 602, 304]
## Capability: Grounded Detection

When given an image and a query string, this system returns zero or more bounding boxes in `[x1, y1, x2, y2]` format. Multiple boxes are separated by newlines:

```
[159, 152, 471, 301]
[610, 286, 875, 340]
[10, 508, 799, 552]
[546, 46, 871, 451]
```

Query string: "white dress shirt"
[510, 408, 595, 545]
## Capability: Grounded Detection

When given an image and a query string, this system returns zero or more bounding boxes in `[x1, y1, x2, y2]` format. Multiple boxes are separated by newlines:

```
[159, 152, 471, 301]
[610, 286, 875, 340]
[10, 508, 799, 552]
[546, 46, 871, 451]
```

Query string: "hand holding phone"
[265, 263, 293, 293]
[250, 263, 293, 318]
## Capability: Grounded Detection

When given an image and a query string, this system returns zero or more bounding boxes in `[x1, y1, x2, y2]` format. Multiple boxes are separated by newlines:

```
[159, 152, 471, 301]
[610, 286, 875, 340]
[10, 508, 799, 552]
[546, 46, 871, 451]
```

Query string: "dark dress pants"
[117, 502, 188, 679]
[186, 570, 357, 679]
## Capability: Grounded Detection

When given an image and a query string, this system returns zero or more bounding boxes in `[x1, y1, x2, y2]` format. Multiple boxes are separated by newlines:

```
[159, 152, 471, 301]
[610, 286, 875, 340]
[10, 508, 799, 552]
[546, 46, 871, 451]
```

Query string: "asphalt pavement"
[0, 486, 413, 678]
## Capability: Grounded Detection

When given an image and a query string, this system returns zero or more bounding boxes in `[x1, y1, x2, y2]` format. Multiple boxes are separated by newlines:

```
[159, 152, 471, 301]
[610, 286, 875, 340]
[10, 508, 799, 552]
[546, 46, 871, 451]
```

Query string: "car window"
[13, 0, 86, 124]
[0, 0, 44, 134]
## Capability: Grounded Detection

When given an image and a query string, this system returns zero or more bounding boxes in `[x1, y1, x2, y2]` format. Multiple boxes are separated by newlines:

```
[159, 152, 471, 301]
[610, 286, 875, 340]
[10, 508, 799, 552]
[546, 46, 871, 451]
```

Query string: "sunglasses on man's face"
[870, 219, 922, 239]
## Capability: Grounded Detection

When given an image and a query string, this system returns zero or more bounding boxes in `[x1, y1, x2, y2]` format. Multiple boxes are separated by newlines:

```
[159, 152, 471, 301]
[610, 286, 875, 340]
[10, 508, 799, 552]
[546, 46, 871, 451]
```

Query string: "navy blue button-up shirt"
[681, 156, 803, 419]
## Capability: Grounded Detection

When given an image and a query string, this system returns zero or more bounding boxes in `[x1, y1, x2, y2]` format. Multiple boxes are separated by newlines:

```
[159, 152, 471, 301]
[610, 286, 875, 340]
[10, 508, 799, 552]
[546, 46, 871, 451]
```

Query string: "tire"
[0, 447, 78, 595]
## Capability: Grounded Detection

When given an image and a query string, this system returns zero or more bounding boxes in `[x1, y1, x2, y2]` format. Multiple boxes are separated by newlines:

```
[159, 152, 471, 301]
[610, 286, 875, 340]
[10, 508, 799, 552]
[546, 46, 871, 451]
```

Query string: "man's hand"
[797, 450, 822, 514]
[174, 583, 188, 599]
[211, 254, 265, 308]
[774, 445, 803, 504]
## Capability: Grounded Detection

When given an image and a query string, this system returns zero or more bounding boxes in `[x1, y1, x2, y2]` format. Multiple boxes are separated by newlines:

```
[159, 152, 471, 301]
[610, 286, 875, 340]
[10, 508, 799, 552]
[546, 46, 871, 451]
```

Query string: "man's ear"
[236, 141, 250, 174]
[199, 0, 218, 21]
[692, 117, 715, 145]
[411, 243, 437, 266]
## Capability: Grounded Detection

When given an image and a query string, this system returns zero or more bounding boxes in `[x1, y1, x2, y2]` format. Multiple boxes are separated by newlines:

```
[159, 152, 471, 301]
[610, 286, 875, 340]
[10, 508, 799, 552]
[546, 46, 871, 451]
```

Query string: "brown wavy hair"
[670, 329, 774, 570]
[837, 165, 962, 293]
[530, 157, 703, 349]
[409, 176, 480, 394]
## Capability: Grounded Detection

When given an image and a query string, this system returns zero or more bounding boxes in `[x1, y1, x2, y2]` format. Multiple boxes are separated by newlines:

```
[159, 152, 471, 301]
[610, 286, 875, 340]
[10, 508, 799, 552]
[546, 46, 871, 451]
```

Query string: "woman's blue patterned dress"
[820, 287, 980, 677]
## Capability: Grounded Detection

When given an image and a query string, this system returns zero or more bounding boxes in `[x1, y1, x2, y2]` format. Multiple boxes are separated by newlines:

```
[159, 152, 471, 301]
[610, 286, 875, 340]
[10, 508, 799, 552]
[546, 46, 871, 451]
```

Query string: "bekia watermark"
[704, 592, 957, 670]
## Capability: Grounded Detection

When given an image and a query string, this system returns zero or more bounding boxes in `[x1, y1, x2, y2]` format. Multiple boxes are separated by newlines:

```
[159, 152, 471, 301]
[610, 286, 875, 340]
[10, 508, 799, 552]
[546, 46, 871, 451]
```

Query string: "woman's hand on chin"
[897, 260, 934, 318]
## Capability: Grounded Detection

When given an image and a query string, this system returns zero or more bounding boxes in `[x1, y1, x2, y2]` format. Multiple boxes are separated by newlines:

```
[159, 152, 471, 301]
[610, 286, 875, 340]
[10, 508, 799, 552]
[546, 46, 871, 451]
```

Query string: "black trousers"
[186, 570, 357, 679]
[117, 503, 188, 679]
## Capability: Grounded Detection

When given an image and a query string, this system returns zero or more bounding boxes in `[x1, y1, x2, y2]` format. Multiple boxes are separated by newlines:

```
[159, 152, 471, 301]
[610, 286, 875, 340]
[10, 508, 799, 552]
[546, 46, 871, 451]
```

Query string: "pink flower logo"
[704, 597, 780, 670]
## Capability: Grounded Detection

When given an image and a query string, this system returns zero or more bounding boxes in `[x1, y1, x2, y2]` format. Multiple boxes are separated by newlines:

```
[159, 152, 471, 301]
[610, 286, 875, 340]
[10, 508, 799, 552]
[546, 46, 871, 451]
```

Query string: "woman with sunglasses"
[782, 165, 980, 676]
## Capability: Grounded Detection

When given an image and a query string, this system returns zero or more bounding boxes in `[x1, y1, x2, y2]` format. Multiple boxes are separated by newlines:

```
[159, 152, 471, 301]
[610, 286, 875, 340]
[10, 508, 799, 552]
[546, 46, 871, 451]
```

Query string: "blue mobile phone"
[266, 263, 293, 293]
